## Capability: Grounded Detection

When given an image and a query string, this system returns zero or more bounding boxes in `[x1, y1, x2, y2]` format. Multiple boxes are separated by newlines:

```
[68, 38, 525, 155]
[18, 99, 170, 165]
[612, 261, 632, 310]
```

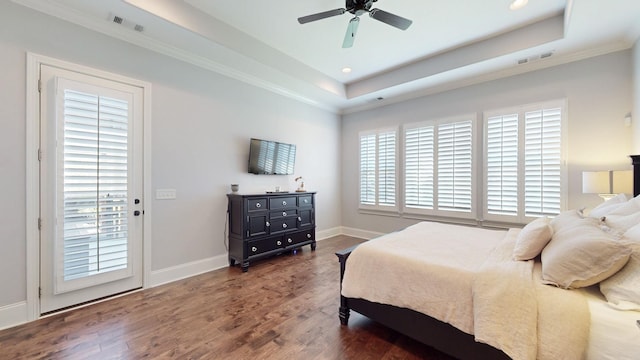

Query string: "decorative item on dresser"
[227, 192, 316, 272]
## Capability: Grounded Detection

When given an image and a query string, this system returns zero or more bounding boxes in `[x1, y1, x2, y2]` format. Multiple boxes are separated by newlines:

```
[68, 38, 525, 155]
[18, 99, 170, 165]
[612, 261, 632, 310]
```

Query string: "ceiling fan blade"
[298, 8, 346, 24]
[369, 8, 412, 30]
[342, 17, 360, 48]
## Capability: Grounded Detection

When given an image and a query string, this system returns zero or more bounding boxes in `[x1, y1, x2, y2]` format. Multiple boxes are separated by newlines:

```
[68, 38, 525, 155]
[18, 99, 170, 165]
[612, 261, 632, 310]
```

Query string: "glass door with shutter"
[39, 65, 143, 314]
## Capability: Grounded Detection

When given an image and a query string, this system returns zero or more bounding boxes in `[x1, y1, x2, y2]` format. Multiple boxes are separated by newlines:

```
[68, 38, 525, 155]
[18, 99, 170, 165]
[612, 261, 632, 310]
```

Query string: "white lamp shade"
[612, 170, 633, 194]
[582, 171, 610, 194]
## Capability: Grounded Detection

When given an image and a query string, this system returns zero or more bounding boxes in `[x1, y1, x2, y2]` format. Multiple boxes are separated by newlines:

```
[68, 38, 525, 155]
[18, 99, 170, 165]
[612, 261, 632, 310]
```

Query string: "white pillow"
[607, 194, 640, 216]
[599, 224, 640, 310]
[605, 211, 640, 232]
[513, 217, 553, 260]
[541, 221, 631, 289]
[588, 193, 628, 218]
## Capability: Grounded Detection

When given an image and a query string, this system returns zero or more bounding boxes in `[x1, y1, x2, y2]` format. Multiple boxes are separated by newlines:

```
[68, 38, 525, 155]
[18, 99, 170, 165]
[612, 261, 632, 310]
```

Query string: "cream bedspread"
[341, 222, 590, 360]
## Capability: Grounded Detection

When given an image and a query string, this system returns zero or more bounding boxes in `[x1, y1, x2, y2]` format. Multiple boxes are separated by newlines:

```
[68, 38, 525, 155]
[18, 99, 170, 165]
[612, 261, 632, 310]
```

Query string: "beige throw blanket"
[343, 223, 591, 360]
[473, 229, 590, 359]
[342, 222, 507, 334]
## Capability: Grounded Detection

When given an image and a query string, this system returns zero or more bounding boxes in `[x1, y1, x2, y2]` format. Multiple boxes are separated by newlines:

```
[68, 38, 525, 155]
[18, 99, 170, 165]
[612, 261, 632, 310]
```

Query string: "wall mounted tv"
[248, 138, 296, 175]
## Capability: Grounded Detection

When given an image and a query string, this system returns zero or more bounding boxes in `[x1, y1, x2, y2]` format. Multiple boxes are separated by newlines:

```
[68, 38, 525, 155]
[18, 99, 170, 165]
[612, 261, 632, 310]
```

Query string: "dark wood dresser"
[227, 192, 316, 272]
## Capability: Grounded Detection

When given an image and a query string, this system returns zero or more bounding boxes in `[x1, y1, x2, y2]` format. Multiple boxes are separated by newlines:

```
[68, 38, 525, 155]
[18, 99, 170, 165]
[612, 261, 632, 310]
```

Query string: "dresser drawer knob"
[304, 199, 308, 203]
[266, 221, 270, 227]
[256, 203, 261, 208]
[287, 238, 293, 244]
[282, 200, 287, 206]
[298, 217, 302, 222]
[283, 211, 287, 217]
[252, 246, 258, 252]
[282, 223, 287, 229]
[277, 240, 282, 246]
[307, 233, 312, 239]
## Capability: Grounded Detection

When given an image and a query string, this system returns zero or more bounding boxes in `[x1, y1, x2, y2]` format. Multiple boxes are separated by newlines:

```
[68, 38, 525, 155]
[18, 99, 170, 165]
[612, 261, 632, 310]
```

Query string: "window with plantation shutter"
[404, 125, 434, 209]
[524, 107, 562, 216]
[403, 116, 475, 218]
[360, 133, 376, 206]
[359, 129, 397, 210]
[437, 120, 473, 213]
[486, 113, 519, 216]
[483, 101, 564, 222]
[378, 131, 396, 206]
[61, 89, 130, 283]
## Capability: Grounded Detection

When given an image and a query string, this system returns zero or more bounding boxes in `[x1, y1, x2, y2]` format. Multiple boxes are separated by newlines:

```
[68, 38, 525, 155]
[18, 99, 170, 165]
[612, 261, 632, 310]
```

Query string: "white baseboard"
[0, 301, 29, 331]
[316, 226, 342, 240]
[340, 226, 384, 240]
[148, 254, 229, 288]
[2, 226, 380, 331]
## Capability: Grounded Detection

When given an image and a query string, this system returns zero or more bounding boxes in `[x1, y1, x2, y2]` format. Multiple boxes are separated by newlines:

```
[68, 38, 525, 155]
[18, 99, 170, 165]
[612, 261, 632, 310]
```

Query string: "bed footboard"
[336, 245, 358, 325]
[335, 245, 510, 360]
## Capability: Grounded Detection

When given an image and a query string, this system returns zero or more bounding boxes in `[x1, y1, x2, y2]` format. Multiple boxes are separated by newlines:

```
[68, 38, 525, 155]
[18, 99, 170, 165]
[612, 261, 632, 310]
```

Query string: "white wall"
[634, 39, 640, 153]
[342, 51, 634, 234]
[0, 1, 341, 309]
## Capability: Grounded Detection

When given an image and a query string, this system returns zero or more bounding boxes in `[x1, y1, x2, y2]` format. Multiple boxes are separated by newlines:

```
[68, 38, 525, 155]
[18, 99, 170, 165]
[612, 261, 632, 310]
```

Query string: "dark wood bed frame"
[336, 155, 640, 360]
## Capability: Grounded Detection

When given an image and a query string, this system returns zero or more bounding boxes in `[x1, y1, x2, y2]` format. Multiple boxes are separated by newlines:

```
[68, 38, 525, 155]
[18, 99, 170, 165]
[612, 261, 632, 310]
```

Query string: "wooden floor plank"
[0, 235, 457, 359]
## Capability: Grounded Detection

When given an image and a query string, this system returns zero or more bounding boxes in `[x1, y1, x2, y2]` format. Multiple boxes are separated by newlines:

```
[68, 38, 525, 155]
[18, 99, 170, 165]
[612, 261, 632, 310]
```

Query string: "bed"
[337, 155, 640, 360]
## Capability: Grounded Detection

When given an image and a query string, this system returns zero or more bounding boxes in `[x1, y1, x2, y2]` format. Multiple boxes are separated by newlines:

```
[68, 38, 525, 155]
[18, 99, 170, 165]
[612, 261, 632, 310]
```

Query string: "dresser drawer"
[247, 198, 267, 212]
[270, 209, 298, 220]
[248, 237, 285, 256]
[284, 230, 314, 246]
[298, 195, 313, 207]
[269, 196, 296, 210]
[269, 217, 298, 234]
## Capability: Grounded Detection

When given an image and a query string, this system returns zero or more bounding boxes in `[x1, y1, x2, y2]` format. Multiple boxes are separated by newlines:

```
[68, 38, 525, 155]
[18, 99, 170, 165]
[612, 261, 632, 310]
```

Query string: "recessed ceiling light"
[342, 67, 352, 74]
[509, 0, 528, 10]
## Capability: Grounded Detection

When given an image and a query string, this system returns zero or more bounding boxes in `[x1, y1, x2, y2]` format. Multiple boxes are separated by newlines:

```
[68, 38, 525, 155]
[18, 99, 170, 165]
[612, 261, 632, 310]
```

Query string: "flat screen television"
[248, 138, 296, 175]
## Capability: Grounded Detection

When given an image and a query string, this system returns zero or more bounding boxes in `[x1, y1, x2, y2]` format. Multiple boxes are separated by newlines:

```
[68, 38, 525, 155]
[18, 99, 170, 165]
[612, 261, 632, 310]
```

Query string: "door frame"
[25, 52, 153, 320]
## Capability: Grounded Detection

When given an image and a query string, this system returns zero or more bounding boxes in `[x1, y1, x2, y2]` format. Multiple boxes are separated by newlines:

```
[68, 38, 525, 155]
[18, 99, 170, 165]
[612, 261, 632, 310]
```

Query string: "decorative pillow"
[588, 193, 628, 218]
[599, 224, 640, 310]
[541, 221, 631, 289]
[549, 209, 590, 233]
[513, 217, 553, 260]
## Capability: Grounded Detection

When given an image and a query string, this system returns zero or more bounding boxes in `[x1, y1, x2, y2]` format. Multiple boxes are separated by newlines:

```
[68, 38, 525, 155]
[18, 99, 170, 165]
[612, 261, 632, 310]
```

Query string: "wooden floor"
[0, 235, 456, 359]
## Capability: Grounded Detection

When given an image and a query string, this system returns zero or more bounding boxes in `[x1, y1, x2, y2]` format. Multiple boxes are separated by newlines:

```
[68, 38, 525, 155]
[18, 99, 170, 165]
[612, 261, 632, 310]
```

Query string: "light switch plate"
[156, 189, 176, 200]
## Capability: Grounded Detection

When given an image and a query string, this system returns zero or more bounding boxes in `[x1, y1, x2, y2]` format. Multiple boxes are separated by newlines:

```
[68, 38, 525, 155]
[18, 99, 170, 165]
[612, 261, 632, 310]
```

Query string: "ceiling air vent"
[108, 13, 144, 33]
[517, 51, 554, 65]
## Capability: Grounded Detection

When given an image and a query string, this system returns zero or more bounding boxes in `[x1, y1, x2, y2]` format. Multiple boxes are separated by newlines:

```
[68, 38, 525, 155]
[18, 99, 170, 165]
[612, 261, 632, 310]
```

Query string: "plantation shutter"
[360, 133, 376, 205]
[378, 131, 396, 207]
[61, 89, 130, 283]
[524, 107, 562, 216]
[404, 125, 434, 209]
[486, 114, 519, 216]
[437, 120, 473, 212]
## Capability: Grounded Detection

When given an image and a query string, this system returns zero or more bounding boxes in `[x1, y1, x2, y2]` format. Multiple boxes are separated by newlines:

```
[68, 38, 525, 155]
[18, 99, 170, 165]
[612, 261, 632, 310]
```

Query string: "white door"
[39, 64, 144, 314]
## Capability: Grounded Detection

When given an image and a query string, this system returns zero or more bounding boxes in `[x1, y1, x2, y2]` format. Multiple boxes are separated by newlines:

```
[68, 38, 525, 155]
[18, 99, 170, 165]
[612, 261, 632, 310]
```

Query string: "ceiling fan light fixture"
[510, 0, 529, 11]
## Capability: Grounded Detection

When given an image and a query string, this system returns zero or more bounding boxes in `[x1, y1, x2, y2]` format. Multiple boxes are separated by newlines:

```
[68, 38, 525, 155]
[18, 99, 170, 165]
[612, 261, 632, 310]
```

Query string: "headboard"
[631, 155, 640, 197]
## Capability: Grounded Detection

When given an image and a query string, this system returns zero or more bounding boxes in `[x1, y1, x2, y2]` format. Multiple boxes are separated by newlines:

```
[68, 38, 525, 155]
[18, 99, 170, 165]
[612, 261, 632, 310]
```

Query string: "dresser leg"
[241, 261, 249, 272]
[311, 242, 317, 251]
[229, 258, 236, 267]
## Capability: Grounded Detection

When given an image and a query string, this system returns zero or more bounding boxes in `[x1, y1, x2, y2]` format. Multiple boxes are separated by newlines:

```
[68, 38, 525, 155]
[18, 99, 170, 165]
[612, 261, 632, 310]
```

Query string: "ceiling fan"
[297, 0, 413, 48]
